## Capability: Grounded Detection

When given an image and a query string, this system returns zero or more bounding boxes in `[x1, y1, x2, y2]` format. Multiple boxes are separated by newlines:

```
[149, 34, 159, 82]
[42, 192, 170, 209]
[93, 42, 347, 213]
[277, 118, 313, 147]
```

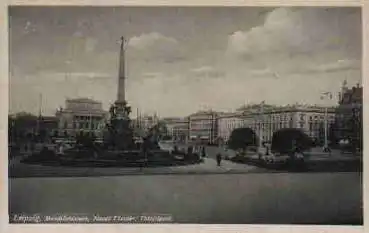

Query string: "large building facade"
[55, 98, 108, 138]
[188, 111, 218, 143]
[215, 104, 336, 144]
[161, 117, 189, 142]
[253, 105, 336, 143]
[217, 112, 252, 142]
[334, 82, 362, 148]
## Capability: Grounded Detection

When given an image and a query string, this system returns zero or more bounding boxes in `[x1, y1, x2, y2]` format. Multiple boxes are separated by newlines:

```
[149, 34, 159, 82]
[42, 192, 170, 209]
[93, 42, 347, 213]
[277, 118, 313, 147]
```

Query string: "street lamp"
[259, 101, 265, 148]
[320, 92, 333, 151]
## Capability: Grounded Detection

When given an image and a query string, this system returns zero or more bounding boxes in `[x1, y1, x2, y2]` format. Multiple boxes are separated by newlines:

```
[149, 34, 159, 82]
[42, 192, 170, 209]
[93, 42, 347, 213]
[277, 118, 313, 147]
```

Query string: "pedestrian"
[202, 146, 206, 158]
[173, 145, 179, 154]
[30, 142, 35, 153]
[216, 153, 222, 166]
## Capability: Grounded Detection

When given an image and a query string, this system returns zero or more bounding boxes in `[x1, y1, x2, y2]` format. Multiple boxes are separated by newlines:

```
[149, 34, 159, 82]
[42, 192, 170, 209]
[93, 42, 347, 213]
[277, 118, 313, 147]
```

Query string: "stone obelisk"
[116, 36, 126, 104]
[105, 36, 134, 150]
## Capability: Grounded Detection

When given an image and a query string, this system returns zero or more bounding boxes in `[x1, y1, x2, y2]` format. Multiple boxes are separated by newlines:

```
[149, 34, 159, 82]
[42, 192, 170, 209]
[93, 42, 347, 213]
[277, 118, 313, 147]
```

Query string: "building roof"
[56, 108, 108, 115]
[188, 110, 219, 117]
[340, 86, 362, 105]
[66, 98, 101, 104]
[217, 112, 243, 119]
[41, 116, 58, 121]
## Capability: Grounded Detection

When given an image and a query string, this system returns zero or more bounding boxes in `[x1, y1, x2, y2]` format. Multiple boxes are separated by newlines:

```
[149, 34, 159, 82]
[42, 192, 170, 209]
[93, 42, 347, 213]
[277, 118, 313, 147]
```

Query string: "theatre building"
[55, 98, 108, 138]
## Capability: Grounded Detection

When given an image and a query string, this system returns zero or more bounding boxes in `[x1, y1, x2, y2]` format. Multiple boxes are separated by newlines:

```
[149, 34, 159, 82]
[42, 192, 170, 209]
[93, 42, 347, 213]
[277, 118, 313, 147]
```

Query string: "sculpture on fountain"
[103, 100, 135, 151]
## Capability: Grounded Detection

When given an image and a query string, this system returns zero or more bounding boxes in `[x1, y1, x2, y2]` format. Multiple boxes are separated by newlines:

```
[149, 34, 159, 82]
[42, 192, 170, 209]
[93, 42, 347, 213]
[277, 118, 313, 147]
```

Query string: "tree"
[227, 128, 258, 152]
[52, 130, 59, 138]
[10, 112, 38, 142]
[349, 106, 362, 153]
[328, 122, 339, 147]
[76, 131, 95, 149]
[63, 130, 69, 138]
[271, 128, 313, 153]
[318, 122, 325, 146]
[39, 129, 47, 142]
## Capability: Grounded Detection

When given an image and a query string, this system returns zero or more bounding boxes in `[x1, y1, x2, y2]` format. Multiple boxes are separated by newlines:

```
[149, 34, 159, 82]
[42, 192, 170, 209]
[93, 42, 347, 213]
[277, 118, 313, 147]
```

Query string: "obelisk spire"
[117, 36, 126, 103]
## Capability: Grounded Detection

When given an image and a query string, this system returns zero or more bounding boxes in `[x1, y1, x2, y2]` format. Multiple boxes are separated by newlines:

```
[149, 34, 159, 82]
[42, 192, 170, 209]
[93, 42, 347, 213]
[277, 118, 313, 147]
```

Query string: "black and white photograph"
[7, 5, 363, 225]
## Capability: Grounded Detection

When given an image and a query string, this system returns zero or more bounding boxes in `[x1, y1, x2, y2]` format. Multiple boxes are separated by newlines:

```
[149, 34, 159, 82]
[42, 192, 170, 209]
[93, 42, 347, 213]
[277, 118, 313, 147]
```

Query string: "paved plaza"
[9, 172, 362, 224]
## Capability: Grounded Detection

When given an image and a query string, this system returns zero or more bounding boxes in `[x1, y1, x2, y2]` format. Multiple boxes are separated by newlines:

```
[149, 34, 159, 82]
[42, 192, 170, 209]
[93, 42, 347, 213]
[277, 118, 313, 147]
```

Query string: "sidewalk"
[306, 150, 362, 161]
[168, 157, 259, 173]
[9, 157, 264, 178]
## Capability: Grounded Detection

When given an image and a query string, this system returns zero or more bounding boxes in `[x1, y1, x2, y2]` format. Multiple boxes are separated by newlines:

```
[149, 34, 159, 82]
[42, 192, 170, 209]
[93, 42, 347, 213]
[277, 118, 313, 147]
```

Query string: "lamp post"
[259, 101, 265, 148]
[36, 93, 42, 138]
[320, 92, 333, 151]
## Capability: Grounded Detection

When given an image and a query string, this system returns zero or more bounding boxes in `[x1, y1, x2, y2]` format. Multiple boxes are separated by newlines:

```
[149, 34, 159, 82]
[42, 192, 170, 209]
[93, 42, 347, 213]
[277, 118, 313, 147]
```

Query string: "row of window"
[73, 115, 103, 121]
[61, 121, 101, 130]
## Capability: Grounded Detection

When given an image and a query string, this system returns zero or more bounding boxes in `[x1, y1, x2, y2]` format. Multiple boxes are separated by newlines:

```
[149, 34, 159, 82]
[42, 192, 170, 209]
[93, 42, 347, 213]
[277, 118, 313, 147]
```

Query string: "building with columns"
[215, 103, 336, 144]
[217, 112, 252, 142]
[249, 105, 336, 143]
[55, 98, 108, 138]
[188, 111, 218, 144]
[162, 117, 189, 142]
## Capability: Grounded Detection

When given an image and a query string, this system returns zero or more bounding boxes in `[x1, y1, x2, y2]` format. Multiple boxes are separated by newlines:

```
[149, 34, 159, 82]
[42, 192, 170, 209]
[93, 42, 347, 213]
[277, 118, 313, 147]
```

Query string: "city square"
[8, 6, 362, 224]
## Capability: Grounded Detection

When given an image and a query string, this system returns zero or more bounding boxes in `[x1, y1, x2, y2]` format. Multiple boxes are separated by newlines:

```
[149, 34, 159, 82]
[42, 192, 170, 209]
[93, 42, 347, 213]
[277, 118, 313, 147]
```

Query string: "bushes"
[227, 128, 258, 151]
[271, 128, 313, 153]
[22, 147, 59, 163]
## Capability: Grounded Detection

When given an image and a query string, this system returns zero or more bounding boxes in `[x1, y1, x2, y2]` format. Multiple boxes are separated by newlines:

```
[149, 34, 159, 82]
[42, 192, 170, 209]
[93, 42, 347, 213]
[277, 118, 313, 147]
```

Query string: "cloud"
[30, 72, 112, 82]
[68, 34, 98, 55]
[304, 59, 361, 73]
[190, 65, 224, 78]
[85, 38, 98, 52]
[191, 66, 214, 73]
[142, 72, 163, 78]
[227, 8, 361, 60]
[64, 72, 112, 79]
[128, 32, 178, 49]
[127, 32, 185, 63]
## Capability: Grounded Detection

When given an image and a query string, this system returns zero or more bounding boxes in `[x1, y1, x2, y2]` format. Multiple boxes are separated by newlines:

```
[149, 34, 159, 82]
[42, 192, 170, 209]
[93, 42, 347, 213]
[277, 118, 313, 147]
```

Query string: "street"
[9, 172, 362, 224]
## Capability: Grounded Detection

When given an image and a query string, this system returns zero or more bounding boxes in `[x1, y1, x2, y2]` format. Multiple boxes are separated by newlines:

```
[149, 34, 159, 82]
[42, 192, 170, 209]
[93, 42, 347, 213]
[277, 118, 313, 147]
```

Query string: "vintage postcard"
[5, 2, 364, 231]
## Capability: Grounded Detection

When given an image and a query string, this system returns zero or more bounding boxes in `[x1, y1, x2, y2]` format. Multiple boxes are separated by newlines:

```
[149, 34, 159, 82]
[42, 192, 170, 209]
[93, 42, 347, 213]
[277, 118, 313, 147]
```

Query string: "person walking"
[216, 153, 222, 166]
[202, 146, 206, 158]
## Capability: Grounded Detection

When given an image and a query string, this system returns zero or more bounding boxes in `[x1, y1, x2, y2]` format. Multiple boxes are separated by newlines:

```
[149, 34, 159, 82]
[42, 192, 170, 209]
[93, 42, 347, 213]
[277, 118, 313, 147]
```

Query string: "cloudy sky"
[9, 7, 361, 117]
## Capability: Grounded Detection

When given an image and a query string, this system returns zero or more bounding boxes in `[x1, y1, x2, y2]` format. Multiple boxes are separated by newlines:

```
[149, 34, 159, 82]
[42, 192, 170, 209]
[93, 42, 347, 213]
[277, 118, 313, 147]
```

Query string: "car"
[262, 151, 305, 166]
[262, 153, 290, 165]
